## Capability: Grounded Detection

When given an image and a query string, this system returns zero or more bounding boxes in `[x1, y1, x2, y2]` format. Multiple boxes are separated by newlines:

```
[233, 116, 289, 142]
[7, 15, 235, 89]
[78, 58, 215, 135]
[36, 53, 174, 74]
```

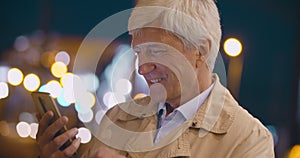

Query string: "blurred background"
[0, 0, 299, 157]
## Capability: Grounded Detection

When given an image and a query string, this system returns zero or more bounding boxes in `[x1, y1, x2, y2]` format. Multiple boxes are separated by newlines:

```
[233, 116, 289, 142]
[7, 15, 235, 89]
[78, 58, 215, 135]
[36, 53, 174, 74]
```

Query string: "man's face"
[132, 28, 199, 107]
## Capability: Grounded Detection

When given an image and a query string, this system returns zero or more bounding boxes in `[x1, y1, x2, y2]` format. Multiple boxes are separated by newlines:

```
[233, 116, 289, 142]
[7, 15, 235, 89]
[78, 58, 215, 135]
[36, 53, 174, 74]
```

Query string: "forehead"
[131, 28, 183, 48]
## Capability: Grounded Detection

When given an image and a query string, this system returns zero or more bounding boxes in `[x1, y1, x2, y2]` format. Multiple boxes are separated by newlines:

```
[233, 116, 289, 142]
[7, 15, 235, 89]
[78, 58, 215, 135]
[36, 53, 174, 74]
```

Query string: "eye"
[151, 49, 167, 55]
[133, 48, 141, 55]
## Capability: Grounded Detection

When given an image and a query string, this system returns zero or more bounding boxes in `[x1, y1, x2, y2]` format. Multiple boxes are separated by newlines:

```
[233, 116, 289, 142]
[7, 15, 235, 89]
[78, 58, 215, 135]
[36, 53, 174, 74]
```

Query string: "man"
[37, 0, 274, 157]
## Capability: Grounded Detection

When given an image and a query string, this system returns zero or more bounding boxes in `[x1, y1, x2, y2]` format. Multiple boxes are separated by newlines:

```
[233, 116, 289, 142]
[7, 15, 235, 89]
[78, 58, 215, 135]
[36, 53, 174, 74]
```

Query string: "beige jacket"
[80, 74, 274, 158]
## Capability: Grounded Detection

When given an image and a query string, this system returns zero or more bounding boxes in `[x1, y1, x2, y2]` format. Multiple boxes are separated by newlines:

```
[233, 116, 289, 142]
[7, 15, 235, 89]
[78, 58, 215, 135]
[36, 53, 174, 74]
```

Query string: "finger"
[37, 111, 54, 141]
[49, 128, 78, 151]
[61, 137, 81, 157]
[36, 113, 41, 120]
[39, 116, 68, 146]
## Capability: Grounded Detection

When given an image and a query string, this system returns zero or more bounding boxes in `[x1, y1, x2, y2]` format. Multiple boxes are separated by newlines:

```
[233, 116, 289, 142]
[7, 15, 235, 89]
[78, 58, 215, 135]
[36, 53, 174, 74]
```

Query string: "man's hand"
[36, 111, 81, 158]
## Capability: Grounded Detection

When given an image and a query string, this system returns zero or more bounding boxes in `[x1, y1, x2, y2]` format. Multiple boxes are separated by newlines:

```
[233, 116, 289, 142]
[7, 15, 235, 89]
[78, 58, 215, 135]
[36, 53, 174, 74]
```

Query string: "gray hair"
[128, 0, 222, 72]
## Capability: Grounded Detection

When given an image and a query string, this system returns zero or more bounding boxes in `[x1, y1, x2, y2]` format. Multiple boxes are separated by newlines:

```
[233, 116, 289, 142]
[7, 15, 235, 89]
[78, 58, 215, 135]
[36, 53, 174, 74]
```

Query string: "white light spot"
[0, 66, 9, 82]
[80, 73, 100, 92]
[0, 82, 9, 99]
[76, 127, 92, 144]
[114, 79, 132, 95]
[7, 68, 24, 86]
[45, 80, 62, 98]
[16, 121, 31, 138]
[78, 108, 94, 123]
[29, 123, 38, 139]
[223, 38, 243, 57]
[103, 92, 125, 109]
[23, 73, 40, 92]
[55, 51, 70, 66]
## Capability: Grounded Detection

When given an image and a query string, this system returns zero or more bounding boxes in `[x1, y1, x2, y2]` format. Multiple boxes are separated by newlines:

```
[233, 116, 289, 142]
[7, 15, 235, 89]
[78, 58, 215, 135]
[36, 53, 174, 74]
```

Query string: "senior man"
[37, 0, 274, 157]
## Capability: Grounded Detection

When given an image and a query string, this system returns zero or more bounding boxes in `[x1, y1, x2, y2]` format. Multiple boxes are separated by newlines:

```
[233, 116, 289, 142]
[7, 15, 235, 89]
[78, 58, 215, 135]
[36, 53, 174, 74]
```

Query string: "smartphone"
[31, 92, 73, 150]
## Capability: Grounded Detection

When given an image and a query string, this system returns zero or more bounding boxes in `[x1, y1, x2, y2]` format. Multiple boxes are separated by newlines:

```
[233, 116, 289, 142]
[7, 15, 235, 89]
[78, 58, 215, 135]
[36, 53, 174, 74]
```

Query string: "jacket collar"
[190, 74, 236, 134]
[117, 74, 236, 134]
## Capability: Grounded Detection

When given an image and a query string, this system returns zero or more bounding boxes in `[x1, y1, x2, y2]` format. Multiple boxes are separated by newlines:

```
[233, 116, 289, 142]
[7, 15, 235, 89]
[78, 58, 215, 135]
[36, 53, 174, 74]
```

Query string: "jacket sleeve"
[231, 126, 275, 158]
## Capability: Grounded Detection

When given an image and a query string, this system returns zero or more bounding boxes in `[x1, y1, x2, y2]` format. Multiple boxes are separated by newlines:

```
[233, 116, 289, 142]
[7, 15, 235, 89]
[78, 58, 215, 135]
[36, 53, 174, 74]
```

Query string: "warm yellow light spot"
[0, 121, 10, 136]
[224, 38, 243, 57]
[40, 51, 56, 68]
[134, 93, 148, 99]
[7, 68, 23, 86]
[51, 62, 67, 78]
[23, 73, 40, 92]
[289, 145, 300, 158]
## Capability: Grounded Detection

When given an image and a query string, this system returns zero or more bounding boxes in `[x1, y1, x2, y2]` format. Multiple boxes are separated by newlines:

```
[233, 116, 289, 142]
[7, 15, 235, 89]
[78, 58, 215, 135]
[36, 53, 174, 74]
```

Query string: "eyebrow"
[133, 43, 168, 50]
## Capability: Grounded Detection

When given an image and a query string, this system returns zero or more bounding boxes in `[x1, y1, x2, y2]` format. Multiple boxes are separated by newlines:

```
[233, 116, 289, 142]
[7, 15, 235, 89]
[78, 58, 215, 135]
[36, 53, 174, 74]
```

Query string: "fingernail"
[72, 128, 78, 134]
[47, 111, 54, 116]
[77, 137, 81, 143]
[62, 116, 68, 123]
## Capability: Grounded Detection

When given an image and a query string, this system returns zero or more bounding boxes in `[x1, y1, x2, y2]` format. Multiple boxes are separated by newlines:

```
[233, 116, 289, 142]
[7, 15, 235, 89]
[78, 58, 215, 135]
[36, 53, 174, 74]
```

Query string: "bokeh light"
[76, 127, 92, 144]
[0, 66, 9, 82]
[75, 103, 90, 114]
[55, 51, 70, 66]
[38, 84, 47, 92]
[60, 72, 75, 87]
[23, 73, 40, 92]
[76, 92, 96, 109]
[289, 145, 300, 158]
[57, 89, 71, 107]
[16, 121, 31, 138]
[134, 93, 148, 99]
[114, 78, 132, 95]
[51, 62, 67, 78]
[18, 112, 35, 124]
[63, 88, 76, 104]
[14, 35, 30, 52]
[29, 123, 38, 139]
[78, 108, 94, 123]
[7, 68, 24, 86]
[223, 38, 243, 57]
[40, 51, 56, 68]
[103, 92, 125, 109]
[45, 80, 62, 98]
[80, 73, 100, 92]
[0, 82, 9, 99]
[0, 121, 10, 136]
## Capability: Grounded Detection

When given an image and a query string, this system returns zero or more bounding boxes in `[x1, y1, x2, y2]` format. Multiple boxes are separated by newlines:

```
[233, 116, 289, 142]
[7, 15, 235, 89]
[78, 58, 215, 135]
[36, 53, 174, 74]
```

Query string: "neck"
[166, 72, 212, 115]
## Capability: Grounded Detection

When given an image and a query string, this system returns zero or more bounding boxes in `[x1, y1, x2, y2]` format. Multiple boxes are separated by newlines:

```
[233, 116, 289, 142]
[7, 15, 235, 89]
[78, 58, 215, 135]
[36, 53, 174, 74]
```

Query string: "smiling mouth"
[150, 78, 163, 84]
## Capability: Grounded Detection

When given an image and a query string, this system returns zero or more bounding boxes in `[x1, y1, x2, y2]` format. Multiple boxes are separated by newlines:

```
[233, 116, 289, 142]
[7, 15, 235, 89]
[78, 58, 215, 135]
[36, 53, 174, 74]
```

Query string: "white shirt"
[154, 82, 214, 144]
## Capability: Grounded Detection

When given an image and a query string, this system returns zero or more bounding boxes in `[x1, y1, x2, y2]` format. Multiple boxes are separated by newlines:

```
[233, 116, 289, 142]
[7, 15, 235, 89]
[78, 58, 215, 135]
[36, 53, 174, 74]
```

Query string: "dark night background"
[0, 0, 299, 157]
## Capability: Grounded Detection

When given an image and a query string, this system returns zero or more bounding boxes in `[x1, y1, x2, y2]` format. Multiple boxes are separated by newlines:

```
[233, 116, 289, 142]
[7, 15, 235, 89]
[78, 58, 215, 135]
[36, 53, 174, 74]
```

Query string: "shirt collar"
[158, 81, 215, 120]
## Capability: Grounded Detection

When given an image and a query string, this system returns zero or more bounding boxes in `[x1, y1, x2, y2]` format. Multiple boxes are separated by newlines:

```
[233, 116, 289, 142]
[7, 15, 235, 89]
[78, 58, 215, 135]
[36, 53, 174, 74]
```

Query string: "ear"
[196, 39, 211, 68]
[198, 39, 212, 58]
[196, 53, 205, 68]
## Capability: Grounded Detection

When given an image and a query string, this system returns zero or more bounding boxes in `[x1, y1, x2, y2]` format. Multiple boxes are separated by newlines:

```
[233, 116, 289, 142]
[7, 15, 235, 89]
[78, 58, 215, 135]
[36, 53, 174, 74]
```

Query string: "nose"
[138, 63, 156, 75]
